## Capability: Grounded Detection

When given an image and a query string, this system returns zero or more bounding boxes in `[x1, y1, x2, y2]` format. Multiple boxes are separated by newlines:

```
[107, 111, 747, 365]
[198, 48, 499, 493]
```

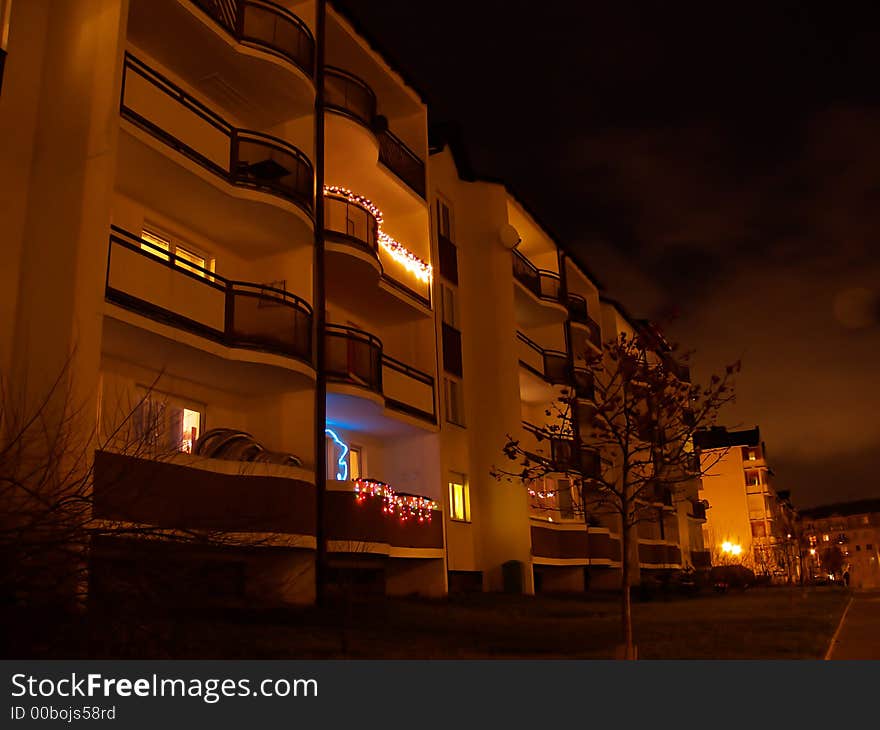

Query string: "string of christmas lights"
[323, 185, 433, 283]
[528, 488, 557, 499]
[353, 478, 438, 524]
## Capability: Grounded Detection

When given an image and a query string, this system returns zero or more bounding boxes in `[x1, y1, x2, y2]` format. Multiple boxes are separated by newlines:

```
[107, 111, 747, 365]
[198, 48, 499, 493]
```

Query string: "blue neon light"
[324, 427, 349, 481]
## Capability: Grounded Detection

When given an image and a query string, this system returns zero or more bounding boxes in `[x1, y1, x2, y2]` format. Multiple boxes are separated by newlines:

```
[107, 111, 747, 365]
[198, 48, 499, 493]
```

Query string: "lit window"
[349, 446, 362, 481]
[141, 229, 171, 262]
[133, 389, 204, 455]
[449, 473, 470, 522]
[142, 227, 213, 279]
[823, 534, 830, 542]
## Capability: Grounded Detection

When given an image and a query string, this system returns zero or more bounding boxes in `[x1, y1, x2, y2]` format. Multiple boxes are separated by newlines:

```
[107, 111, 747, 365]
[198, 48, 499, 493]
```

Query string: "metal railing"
[325, 66, 377, 128]
[516, 331, 568, 385]
[512, 250, 562, 304]
[325, 324, 436, 422]
[191, 0, 315, 78]
[379, 129, 426, 198]
[567, 293, 602, 349]
[106, 226, 313, 362]
[121, 54, 314, 214]
[572, 366, 595, 400]
[323, 191, 380, 257]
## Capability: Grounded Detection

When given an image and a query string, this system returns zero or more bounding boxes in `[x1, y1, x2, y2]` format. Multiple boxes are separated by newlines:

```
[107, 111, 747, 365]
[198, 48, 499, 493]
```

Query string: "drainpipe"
[314, 0, 328, 606]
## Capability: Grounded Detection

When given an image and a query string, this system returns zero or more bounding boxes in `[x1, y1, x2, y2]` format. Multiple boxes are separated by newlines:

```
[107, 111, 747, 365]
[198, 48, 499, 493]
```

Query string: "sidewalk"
[827, 591, 880, 660]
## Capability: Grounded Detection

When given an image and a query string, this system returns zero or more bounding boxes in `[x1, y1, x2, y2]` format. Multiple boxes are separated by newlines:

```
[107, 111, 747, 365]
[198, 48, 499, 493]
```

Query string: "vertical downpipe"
[314, 0, 328, 606]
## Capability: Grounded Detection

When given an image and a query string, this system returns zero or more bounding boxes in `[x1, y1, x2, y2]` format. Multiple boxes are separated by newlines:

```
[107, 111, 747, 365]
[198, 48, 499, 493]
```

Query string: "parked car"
[709, 565, 755, 593]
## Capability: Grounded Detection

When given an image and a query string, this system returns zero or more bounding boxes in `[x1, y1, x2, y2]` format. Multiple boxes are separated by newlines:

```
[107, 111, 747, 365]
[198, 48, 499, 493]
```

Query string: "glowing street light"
[721, 541, 743, 556]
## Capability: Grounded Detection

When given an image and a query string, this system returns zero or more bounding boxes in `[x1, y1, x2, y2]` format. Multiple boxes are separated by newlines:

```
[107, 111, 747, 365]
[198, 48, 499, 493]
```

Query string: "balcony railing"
[190, 0, 315, 78]
[512, 250, 562, 304]
[325, 66, 377, 128]
[106, 226, 313, 363]
[325, 324, 436, 423]
[572, 366, 595, 401]
[121, 53, 314, 214]
[662, 354, 691, 383]
[323, 191, 380, 257]
[379, 129, 426, 198]
[516, 331, 568, 385]
[522, 421, 575, 469]
[567, 293, 602, 349]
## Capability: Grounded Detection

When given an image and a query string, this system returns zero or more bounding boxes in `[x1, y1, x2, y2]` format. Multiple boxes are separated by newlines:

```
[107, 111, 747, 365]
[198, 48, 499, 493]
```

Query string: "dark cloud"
[336, 1, 880, 507]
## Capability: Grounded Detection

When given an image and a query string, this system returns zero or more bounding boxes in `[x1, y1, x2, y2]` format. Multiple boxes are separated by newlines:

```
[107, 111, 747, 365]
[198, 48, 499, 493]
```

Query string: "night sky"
[336, 1, 880, 508]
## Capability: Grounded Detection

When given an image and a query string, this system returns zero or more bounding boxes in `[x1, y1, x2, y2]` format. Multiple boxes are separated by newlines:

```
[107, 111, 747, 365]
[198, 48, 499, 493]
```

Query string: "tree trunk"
[619, 512, 636, 659]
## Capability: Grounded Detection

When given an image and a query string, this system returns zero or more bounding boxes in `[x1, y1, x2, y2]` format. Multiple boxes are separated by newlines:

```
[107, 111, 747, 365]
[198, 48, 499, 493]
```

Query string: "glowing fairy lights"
[324, 427, 349, 481]
[353, 478, 438, 524]
[323, 185, 433, 283]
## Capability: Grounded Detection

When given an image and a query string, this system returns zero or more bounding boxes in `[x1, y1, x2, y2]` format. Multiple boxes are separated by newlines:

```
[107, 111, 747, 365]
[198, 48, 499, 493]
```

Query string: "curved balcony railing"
[106, 226, 313, 363]
[325, 324, 436, 423]
[325, 66, 377, 129]
[572, 366, 595, 401]
[512, 250, 562, 304]
[379, 129, 426, 198]
[516, 331, 568, 385]
[121, 54, 314, 215]
[567, 293, 602, 349]
[323, 192, 380, 258]
[325, 324, 383, 394]
[191, 0, 315, 78]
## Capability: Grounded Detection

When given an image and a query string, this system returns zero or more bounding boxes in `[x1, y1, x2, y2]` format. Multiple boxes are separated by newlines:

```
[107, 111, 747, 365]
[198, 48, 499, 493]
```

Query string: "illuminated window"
[142, 226, 214, 279]
[823, 534, 830, 542]
[141, 228, 171, 262]
[349, 446, 362, 481]
[133, 388, 204, 455]
[448, 472, 470, 522]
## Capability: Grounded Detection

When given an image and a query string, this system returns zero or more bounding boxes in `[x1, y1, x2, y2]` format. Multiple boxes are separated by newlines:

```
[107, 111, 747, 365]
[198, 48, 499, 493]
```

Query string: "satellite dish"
[499, 223, 521, 250]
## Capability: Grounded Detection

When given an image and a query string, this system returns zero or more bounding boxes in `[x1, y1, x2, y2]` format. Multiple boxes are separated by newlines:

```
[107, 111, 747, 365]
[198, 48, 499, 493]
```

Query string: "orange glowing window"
[449, 473, 470, 522]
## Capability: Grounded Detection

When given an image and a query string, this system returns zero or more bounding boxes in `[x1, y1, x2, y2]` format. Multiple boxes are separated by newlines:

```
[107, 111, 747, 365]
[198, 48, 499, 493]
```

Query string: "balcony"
[93, 449, 316, 536]
[118, 54, 314, 245]
[512, 250, 568, 327]
[323, 190, 431, 316]
[190, 0, 315, 78]
[572, 366, 595, 401]
[326, 483, 444, 556]
[378, 129, 426, 199]
[516, 332, 568, 384]
[105, 226, 313, 365]
[689, 499, 708, 521]
[567, 294, 602, 352]
[638, 541, 682, 568]
[530, 525, 621, 565]
[127, 1, 315, 127]
[325, 324, 436, 426]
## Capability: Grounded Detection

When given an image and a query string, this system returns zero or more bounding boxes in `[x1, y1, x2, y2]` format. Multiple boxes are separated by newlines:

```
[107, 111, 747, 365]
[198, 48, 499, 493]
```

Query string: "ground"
[14, 586, 848, 659]
[827, 590, 880, 659]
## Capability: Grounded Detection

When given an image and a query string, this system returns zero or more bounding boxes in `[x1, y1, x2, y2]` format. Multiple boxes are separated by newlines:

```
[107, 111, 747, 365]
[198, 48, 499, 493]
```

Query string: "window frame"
[444, 376, 465, 427]
[142, 224, 215, 280]
[448, 471, 471, 523]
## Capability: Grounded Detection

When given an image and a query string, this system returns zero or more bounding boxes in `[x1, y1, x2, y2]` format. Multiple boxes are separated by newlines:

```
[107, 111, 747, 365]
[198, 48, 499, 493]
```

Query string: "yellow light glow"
[721, 541, 742, 556]
[323, 185, 433, 282]
[809, 548, 816, 555]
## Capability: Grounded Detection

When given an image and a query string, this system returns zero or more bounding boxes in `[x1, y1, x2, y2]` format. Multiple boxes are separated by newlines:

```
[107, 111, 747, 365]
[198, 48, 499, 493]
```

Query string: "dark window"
[436, 199, 458, 284]
[442, 322, 463, 376]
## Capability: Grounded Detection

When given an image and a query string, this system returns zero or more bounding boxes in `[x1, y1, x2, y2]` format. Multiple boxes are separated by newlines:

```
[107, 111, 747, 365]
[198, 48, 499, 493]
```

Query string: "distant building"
[694, 426, 798, 581]
[799, 500, 880, 588]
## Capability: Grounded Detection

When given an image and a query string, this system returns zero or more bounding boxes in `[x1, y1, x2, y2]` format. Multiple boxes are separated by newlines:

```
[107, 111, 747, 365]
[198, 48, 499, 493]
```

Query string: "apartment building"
[428, 137, 705, 594]
[1, 0, 706, 604]
[800, 500, 880, 589]
[695, 426, 798, 580]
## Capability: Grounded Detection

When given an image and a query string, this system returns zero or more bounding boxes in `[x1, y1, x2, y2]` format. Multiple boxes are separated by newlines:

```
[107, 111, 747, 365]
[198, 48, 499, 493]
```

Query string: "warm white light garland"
[323, 185, 433, 283]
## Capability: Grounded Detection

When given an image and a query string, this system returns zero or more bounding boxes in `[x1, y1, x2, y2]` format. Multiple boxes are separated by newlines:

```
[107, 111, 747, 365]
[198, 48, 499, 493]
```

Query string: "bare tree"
[0, 360, 308, 655]
[494, 331, 739, 658]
